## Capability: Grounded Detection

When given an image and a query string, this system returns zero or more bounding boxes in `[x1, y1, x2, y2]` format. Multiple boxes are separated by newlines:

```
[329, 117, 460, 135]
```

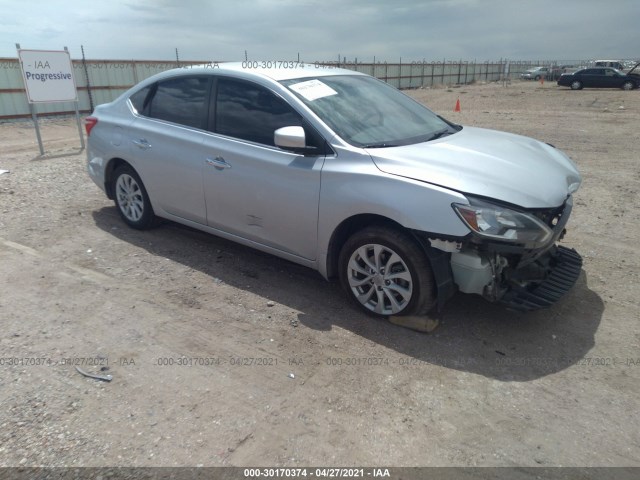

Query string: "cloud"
[0, 0, 638, 61]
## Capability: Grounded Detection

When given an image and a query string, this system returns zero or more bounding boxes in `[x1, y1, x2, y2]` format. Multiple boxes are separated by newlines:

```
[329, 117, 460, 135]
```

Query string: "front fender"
[317, 149, 470, 277]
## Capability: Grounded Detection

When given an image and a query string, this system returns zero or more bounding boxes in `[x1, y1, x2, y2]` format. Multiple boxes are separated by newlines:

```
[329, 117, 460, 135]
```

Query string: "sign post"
[16, 44, 84, 156]
[65, 46, 85, 151]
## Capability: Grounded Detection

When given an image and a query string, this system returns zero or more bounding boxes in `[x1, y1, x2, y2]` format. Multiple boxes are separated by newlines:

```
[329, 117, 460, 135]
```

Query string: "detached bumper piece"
[500, 246, 583, 312]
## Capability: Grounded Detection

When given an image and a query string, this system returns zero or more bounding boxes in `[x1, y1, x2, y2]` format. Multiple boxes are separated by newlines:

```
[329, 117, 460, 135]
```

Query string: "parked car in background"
[520, 66, 550, 80]
[594, 60, 624, 70]
[86, 63, 583, 316]
[557, 66, 639, 90]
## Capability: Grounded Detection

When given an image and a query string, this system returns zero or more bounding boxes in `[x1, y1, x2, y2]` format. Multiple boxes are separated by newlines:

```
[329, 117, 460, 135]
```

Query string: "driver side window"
[215, 79, 302, 146]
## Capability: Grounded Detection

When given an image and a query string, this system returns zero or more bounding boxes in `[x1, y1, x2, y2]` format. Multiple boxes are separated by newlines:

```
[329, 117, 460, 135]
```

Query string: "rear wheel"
[570, 80, 582, 90]
[339, 226, 436, 317]
[113, 165, 156, 229]
[622, 81, 635, 90]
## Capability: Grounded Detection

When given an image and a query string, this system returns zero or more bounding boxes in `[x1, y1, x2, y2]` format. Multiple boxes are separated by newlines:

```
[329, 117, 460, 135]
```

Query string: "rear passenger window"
[129, 86, 152, 114]
[215, 78, 302, 146]
[147, 77, 209, 129]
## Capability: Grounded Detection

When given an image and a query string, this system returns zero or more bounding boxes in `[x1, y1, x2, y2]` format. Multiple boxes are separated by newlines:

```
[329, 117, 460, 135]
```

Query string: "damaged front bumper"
[499, 245, 582, 311]
[416, 196, 583, 312]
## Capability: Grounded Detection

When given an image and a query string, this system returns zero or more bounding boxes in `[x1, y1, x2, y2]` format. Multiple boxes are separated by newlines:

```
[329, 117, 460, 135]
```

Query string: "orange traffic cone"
[540, 76, 544, 85]
[454, 98, 461, 112]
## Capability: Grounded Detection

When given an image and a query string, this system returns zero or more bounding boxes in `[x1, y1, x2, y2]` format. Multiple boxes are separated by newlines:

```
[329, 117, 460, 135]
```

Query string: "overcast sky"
[1, 0, 638, 62]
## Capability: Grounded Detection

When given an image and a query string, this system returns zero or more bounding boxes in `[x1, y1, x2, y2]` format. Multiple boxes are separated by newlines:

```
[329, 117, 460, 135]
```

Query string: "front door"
[203, 78, 324, 261]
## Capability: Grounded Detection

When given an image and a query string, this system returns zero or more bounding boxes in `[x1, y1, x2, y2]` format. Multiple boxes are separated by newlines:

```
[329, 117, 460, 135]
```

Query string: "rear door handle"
[206, 156, 231, 170]
[132, 139, 151, 149]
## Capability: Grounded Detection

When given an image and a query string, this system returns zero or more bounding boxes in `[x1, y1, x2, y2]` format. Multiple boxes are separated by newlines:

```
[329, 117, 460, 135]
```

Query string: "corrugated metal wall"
[0, 57, 536, 119]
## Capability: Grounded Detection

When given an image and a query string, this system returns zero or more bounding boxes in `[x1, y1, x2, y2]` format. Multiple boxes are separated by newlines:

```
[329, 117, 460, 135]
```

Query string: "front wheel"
[339, 226, 436, 317]
[113, 165, 156, 229]
[622, 81, 635, 91]
[570, 80, 582, 90]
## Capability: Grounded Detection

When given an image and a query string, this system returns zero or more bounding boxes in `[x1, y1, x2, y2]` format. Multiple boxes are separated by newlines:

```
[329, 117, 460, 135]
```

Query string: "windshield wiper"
[361, 127, 457, 148]
[361, 142, 399, 148]
[426, 128, 454, 141]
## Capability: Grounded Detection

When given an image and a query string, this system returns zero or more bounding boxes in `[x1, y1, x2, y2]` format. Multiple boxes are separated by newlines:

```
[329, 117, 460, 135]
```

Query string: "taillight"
[85, 116, 98, 136]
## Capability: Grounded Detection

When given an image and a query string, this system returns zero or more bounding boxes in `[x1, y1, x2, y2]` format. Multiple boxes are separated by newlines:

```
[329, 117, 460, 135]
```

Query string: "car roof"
[153, 61, 365, 82]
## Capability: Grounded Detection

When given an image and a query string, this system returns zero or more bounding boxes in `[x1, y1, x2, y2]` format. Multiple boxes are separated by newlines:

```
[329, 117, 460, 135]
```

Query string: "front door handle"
[132, 139, 151, 149]
[206, 156, 231, 170]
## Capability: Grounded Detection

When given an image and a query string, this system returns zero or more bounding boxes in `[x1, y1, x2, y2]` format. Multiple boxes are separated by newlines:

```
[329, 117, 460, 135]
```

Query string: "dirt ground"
[0, 79, 638, 469]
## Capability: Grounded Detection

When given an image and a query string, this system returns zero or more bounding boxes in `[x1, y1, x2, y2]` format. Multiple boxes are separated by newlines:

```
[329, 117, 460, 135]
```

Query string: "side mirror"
[274, 126, 306, 150]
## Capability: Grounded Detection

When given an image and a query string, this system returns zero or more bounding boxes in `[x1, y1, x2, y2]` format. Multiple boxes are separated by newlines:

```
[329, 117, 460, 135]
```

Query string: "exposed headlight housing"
[453, 197, 553, 249]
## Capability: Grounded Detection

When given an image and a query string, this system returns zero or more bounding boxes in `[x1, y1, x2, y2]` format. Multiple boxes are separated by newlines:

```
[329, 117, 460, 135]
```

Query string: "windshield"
[280, 75, 454, 148]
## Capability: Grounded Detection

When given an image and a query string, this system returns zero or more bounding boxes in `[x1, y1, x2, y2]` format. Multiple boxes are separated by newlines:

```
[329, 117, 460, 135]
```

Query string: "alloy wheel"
[346, 243, 414, 315]
[116, 174, 145, 222]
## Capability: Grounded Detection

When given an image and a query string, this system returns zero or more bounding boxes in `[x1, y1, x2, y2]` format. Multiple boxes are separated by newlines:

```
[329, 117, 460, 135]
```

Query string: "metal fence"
[327, 60, 508, 89]
[0, 57, 606, 120]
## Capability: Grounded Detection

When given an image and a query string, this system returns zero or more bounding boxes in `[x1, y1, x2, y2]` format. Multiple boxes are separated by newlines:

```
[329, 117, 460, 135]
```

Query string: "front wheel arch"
[326, 214, 404, 280]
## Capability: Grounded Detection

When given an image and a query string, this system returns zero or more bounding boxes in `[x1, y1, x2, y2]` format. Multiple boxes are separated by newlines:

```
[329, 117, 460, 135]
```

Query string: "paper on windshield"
[289, 79, 338, 101]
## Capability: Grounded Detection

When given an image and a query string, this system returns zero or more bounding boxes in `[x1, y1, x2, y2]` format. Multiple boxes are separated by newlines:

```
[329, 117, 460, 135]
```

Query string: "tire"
[534, 75, 541, 81]
[112, 165, 156, 229]
[570, 80, 582, 90]
[338, 226, 436, 317]
[622, 81, 635, 91]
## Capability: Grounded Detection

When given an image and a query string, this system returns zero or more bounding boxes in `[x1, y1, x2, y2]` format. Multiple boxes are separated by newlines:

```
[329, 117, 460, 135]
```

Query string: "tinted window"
[129, 86, 152, 114]
[148, 77, 209, 129]
[215, 79, 301, 146]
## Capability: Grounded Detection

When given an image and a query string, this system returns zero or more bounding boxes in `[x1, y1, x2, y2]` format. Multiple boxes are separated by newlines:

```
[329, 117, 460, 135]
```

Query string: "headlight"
[453, 197, 553, 248]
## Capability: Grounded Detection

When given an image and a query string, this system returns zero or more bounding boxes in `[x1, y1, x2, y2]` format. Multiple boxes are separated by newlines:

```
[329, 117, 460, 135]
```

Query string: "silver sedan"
[86, 63, 582, 316]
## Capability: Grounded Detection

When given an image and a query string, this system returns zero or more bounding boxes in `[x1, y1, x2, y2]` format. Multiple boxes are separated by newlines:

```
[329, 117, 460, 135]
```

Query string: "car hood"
[367, 126, 582, 208]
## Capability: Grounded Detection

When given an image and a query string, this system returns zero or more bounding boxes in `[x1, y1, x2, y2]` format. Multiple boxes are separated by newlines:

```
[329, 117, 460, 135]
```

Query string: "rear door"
[127, 76, 212, 224]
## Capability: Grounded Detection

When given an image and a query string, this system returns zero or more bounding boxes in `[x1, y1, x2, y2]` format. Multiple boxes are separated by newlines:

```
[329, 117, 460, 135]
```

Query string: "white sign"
[289, 79, 338, 101]
[18, 49, 78, 103]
